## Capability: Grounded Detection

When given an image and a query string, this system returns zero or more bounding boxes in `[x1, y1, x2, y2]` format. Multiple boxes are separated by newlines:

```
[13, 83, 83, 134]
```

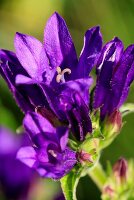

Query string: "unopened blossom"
[0, 12, 103, 141]
[0, 126, 37, 200]
[94, 37, 134, 119]
[102, 158, 134, 200]
[113, 157, 128, 183]
[17, 112, 77, 180]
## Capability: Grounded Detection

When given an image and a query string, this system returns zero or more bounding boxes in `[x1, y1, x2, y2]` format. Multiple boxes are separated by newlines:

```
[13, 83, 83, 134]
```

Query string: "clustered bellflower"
[0, 127, 37, 200]
[17, 112, 77, 179]
[94, 37, 134, 119]
[0, 12, 134, 180]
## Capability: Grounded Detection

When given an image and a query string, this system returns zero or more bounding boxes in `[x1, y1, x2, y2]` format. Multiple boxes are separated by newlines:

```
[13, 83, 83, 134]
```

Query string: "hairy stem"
[88, 162, 107, 191]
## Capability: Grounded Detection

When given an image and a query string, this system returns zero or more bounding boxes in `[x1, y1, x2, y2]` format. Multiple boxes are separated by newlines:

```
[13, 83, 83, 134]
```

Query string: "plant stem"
[88, 162, 107, 191]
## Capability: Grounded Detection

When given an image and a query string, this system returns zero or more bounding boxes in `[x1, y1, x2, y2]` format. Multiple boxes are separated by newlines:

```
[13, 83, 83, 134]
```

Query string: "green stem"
[88, 162, 107, 191]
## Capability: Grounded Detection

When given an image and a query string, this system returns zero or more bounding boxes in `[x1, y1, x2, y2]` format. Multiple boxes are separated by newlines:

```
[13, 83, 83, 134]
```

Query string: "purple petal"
[111, 44, 134, 111]
[0, 127, 37, 200]
[96, 37, 123, 74]
[16, 74, 35, 85]
[76, 26, 102, 78]
[40, 84, 67, 121]
[17, 146, 37, 168]
[24, 111, 69, 152]
[0, 49, 49, 112]
[41, 77, 93, 121]
[59, 77, 93, 105]
[0, 49, 28, 87]
[60, 91, 92, 141]
[94, 37, 124, 117]
[56, 127, 68, 151]
[17, 145, 76, 180]
[0, 127, 19, 153]
[15, 33, 48, 81]
[23, 112, 56, 142]
[0, 49, 34, 112]
[44, 12, 78, 81]
[36, 147, 76, 180]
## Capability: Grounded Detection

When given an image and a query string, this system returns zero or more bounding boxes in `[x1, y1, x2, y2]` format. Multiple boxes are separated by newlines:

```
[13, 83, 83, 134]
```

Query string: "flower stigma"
[48, 150, 57, 158]
[56, 67, 71, 83]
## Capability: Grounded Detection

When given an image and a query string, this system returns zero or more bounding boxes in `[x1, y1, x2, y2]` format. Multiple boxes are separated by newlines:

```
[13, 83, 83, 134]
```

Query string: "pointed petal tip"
[14, 32, 26, 45]
[49, 11, 62, 21]
[85, 25, 102, 43]
[112, 37, 123, 44]
[15, 32, 25, 39]
[86, 26, 101, 34]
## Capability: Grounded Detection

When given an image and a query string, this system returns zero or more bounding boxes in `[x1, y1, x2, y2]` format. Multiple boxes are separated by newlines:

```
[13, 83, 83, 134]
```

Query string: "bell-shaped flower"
[17, 112, 77, 180]
[94, 37, 134, 119]
[0, 12, 102, 140]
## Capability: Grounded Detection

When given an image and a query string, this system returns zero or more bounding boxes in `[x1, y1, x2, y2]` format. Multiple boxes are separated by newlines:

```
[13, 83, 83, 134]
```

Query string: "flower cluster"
[0, 12, 134, 181]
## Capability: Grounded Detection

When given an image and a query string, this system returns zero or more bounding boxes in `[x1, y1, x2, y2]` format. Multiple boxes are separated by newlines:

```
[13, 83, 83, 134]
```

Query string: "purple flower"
[0, 126, 37, 200]
[0, 12, 102, 140]
[94, 37, 134, 119]
[17, 112, 77, 180]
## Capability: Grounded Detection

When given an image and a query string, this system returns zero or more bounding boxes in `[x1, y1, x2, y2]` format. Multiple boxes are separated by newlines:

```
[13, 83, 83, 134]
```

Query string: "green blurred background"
[0, 0, 134, 199]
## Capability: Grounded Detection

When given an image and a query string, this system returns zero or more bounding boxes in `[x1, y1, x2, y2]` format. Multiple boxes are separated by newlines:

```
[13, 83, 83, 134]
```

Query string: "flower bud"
[77, 150, 93, 165]
[103, 185, 114, 198]
[108, 110, 122, 133]
[78, 137, 100, 167]
[113, 157, 128, 184]
[102, 159, 134, 200]
[101, 110, 122, 149]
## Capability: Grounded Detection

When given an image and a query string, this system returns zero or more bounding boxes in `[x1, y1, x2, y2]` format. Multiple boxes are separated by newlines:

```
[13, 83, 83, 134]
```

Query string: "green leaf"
[60, 167, 82, 200]
[120, 103, 134, 117]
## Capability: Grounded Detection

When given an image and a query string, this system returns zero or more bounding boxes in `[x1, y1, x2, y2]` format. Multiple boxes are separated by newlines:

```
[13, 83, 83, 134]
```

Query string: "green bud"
[113, 157, 128, 184]
[100, 110, 122, 150]
[78, 137, 100, 167]
[102, 158, 134, 200]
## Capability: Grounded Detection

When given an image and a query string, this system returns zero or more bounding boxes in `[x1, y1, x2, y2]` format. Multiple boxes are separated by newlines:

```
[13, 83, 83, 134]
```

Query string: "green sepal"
[60, 166, 82, 200]
[120, 103, 134, 117]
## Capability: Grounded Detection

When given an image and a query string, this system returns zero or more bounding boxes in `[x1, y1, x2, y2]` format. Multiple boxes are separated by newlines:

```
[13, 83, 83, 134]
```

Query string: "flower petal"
[59, 77, 93, 105]
[23, 112, 56, 143]
[44, 12, 78, 80]
[60, 91, 92, 141]
[16, 74, 35, 85]
[0, 49, 34, 112]
[40, 84, 67, 121]
[14, 33, 48, 81]
[56, 127, 69, 151]
[111, 44, 134, 111]
[76, 26, 102, 78]
[93, 37, 124, 117]
[17, 146, 37, 168]
[36, 147, 76, 180]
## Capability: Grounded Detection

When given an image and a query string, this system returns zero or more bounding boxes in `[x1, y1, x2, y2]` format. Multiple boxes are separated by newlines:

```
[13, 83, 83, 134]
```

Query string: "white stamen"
[56, 74, 62, 83]
[61, 68, 71, 75]
[56, 66, 62, 74]
[48, 150, 57, 158]
[56, 67, 71, 83]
